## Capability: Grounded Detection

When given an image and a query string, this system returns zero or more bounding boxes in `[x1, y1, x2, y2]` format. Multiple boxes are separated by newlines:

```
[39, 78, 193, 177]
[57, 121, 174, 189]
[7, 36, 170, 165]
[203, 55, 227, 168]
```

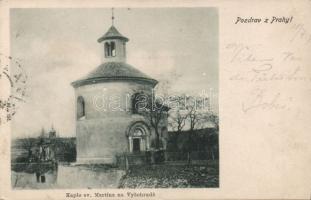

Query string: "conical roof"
[97, 25, 129, 43]
[71, 62, 158, 87]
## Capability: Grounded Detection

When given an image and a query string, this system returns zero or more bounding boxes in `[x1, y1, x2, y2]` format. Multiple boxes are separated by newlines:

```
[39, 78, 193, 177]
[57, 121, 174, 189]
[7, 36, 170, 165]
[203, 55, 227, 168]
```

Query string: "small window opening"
[105, 41, 116, 57]
[77, 96, 85, 120]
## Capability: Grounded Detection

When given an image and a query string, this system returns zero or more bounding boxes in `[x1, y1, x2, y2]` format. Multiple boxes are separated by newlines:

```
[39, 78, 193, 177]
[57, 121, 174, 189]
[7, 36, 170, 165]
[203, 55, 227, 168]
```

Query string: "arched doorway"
[127, 122, 150, 153]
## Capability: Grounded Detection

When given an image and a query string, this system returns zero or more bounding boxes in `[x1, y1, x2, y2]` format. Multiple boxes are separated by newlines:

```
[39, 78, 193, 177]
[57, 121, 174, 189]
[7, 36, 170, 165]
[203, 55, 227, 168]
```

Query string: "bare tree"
[200, 112, 219, 131]
[200, 112, 219, 160]
[168, 96, 188, 151]
[184, 96, 209, 164]
[209, 113, 219, 131]
[144, 97, 169, 150]
[20, 137, 36, 161]
[145, 71, 180, 150]
[169, 109, 187, 133]
[186, 106, 200, 152]
[131, 89, 169, 150]
[188, 106, 201, 132]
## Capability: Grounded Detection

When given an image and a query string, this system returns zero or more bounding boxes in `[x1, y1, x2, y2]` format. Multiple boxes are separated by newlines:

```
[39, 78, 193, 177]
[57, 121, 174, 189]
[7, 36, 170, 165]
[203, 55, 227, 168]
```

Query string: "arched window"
[104, 41, 116, 57]
[111, 42, 116, 56]
[132, 92, 148, 114]
[77, 96, 85, 120]
[104, 42, 110, 57]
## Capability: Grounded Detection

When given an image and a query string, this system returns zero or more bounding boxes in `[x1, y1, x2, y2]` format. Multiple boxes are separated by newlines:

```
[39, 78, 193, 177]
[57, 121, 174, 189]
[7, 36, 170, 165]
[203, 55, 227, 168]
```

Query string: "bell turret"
[97, 9, 129, 63]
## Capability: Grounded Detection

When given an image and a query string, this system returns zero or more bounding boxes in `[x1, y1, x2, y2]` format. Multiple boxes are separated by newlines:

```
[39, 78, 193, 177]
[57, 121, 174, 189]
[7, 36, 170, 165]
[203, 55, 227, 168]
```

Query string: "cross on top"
[111, 8, 114, 25]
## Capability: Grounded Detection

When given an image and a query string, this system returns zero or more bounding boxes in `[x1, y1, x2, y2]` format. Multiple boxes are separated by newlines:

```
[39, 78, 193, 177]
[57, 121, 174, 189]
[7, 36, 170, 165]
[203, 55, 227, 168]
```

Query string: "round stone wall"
[74, 81, 153, 164]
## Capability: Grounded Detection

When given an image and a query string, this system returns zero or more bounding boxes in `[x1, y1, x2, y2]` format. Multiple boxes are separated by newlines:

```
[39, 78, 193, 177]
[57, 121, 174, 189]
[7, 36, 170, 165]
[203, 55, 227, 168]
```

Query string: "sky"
[10, 8, 218, 138]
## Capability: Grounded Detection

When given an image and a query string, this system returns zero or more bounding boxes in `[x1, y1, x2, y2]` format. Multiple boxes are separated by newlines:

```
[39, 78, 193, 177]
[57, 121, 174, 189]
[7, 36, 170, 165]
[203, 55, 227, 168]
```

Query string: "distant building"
[36, 126, 57, 161]
[48, 126, 56, 138]
[39, 125, 57, 139]
[71, 19, 168, 164]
